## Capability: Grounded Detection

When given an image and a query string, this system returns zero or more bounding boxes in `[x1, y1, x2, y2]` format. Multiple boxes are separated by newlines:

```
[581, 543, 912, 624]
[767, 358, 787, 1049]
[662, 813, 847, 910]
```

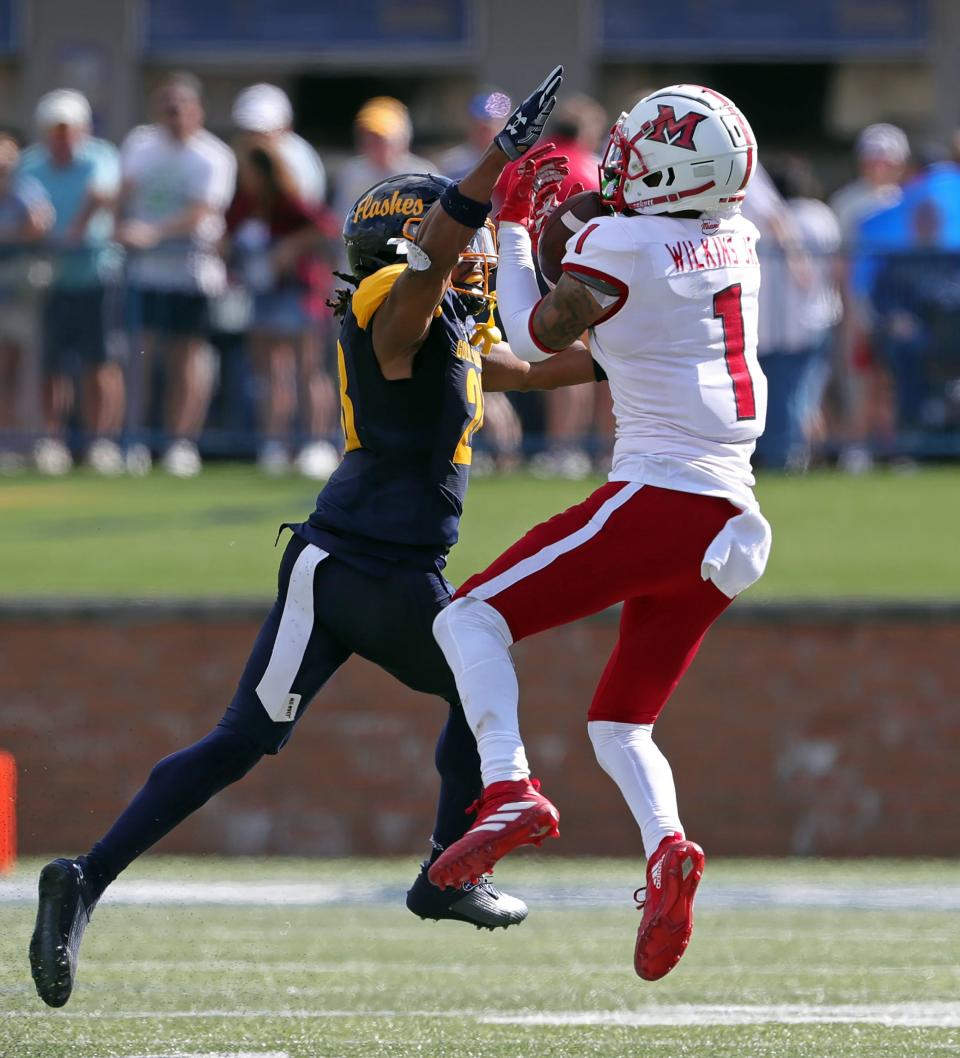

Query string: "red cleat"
[634, 835, 705, 981]
[427, 778, 559, 889]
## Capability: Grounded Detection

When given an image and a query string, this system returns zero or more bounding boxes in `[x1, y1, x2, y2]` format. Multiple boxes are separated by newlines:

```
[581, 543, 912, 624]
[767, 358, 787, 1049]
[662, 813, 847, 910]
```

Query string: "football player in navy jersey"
[30, 66, 602, 1009]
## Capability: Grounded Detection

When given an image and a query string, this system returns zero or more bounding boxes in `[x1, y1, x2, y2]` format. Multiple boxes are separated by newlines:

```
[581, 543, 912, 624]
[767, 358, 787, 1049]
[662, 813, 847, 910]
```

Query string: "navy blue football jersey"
[294, 265, 484, 574]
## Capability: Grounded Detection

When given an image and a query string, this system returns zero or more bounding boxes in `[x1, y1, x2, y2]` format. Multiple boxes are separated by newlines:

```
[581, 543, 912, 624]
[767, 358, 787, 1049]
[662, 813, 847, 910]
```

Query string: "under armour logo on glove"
[494, 65, 563, 161]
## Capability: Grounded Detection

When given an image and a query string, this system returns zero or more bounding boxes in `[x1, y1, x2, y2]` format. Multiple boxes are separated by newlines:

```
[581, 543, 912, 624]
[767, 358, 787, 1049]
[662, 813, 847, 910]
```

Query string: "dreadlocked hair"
[327, 272, 359, 319]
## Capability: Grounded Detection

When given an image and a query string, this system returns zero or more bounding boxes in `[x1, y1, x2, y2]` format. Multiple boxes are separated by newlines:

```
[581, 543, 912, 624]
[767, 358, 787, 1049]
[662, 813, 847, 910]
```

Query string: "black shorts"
[42, 287, 119, 373]
[221, 534, 459, 755]
[133, 288, 210, 339]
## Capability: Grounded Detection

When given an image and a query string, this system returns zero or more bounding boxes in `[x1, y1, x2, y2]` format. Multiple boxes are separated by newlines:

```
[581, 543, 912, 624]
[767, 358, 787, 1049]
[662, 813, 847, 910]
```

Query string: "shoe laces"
[465, 874, 502, 898]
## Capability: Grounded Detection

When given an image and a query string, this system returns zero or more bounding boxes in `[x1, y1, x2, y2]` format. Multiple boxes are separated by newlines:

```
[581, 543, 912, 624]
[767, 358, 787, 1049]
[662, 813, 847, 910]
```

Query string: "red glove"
[497, 143, 570, 231]
[530, 179, 584, 244]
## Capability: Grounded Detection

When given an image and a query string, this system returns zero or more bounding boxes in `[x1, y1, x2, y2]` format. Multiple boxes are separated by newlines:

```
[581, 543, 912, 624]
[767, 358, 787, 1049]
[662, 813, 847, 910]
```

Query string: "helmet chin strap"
[469, 292, 502, 356]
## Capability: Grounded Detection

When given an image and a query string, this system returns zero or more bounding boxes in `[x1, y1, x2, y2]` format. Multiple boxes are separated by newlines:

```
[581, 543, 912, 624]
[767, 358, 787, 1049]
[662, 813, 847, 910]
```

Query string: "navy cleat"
[406, 862, 528, 930]
[29, 858, 98, 1007]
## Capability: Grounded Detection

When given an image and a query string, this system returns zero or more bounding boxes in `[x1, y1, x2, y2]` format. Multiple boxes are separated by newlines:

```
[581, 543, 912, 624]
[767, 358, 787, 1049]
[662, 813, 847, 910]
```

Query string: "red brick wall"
[2, 604, 958, 858]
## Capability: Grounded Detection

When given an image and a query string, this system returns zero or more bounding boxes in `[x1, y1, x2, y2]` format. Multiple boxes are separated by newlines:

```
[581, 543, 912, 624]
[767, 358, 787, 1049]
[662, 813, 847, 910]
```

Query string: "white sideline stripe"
[483, 1002, 960, 1027]
[5, 878, 960, 909]
[256, 545, 327, 721]
[466, 483, 641, 601]
[8, 1004, 960, 1027]
[60, 959, 960, 977]
[127, 1053, 288, 1058]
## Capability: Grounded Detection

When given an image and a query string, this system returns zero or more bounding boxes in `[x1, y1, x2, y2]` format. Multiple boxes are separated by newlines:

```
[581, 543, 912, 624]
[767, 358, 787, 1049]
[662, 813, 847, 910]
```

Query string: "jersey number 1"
[713, 283, 756, 421]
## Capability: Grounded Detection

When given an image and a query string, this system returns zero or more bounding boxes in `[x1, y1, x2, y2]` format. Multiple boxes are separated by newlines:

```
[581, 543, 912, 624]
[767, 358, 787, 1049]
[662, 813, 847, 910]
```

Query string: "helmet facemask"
[599, 112, 645, 212]
[393, 217, 499, 313]
[451, 220, 498, 311]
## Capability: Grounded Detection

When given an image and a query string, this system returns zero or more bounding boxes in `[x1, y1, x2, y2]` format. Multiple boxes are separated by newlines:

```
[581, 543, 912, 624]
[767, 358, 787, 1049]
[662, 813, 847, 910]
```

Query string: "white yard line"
[482, 1002, 960, 1027]
[84, 958, 960, 978]
[7, 1003, 960, 1027]
[126, 1053, 288, 1058]
[4, 878, 960, 910]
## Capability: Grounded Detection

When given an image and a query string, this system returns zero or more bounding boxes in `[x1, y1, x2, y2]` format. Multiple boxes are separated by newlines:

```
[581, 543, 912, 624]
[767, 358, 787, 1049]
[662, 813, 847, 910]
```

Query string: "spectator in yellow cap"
[331, 96, 436, 240]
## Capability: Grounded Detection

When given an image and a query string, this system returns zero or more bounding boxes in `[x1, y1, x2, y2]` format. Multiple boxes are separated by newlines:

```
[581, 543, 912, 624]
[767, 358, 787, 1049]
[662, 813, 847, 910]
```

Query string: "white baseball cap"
[35, 89, 92, 130]
[856, 123, 910, 164]
[232, 84, 293, 133]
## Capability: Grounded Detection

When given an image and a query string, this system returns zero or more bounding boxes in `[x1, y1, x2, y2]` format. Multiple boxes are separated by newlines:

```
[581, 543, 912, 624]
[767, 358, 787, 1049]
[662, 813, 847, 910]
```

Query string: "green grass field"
[3, 857, 960, 1058]
[1, 466, 959, 599]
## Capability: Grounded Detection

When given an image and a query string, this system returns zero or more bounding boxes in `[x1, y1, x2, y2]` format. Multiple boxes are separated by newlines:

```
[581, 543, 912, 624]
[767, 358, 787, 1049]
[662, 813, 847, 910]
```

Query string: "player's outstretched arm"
[372, 66, 563, 379]
[481, 340, 600, 392]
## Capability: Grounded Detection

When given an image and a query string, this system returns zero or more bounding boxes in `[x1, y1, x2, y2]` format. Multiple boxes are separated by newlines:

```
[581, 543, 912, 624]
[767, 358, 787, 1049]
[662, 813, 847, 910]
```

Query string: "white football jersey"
[561, 211, 766, 509]
[120, 125, 236, 294]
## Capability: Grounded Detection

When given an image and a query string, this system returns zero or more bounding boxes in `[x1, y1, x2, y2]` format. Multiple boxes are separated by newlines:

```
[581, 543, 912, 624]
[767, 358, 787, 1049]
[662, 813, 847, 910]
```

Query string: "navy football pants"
[87, 534, 480, 888]
[222, 534, 463, 751]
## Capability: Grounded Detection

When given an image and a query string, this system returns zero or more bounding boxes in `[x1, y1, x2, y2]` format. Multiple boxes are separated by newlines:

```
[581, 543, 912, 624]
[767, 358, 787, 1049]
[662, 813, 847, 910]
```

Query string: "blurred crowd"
[1, 71, 959, 479]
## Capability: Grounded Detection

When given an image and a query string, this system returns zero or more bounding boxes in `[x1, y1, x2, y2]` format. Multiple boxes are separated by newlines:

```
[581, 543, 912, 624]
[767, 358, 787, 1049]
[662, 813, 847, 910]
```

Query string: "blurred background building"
[2, 0, 960, 473]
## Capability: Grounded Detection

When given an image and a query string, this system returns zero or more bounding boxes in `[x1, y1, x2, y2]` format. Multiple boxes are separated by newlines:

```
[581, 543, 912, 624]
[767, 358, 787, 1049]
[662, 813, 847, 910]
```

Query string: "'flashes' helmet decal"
[343, 173, 499, 308]
[343, 173, 451, 279]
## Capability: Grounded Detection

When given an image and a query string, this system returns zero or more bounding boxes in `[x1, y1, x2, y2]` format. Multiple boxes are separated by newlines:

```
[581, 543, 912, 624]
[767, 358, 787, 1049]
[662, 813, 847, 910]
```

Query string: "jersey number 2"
[453, 366, 484, 465]
[713, 283, 756, 421]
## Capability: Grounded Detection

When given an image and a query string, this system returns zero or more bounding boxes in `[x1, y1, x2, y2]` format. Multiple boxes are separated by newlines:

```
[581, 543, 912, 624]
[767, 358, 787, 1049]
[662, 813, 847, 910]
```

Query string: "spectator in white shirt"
[752, 158, 842, 471]
[829, 123, 910, 473]
[231, 83, 326, 207]
[229, 83, 340, 480]
[116, 71, 236, 477]
[831, 124, 909, 247]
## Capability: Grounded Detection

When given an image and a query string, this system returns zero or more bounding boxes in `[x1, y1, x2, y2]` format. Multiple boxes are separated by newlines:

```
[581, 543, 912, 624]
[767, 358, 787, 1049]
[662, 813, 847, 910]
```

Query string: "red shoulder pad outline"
[561, 263, 629, 325]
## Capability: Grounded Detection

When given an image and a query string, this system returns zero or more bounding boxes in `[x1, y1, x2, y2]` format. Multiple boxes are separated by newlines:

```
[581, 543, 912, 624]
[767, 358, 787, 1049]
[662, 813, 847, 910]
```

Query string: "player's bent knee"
[213, 723, 273, 767]
[433, 596, 513, 661]
[588, 720, 655, 773]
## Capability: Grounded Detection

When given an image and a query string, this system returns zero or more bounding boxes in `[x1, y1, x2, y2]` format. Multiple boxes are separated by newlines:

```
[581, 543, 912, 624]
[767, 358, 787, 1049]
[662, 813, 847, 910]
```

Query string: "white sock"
[433, 597, 530, 786]
[588, 720, 683, 859]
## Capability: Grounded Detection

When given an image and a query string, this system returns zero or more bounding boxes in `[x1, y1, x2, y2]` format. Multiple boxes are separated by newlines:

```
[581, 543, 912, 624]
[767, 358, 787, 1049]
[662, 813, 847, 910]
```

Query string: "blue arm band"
[440, 183, 492, 229]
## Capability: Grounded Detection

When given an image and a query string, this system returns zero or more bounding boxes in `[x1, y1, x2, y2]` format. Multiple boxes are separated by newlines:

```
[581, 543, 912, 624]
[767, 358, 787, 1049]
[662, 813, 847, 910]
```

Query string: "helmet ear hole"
[641, 168, 676, 189]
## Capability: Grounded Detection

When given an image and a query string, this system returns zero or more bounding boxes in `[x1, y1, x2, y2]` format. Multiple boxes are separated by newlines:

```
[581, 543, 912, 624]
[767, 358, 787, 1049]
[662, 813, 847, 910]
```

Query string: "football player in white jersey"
[428, 86, 773, 981]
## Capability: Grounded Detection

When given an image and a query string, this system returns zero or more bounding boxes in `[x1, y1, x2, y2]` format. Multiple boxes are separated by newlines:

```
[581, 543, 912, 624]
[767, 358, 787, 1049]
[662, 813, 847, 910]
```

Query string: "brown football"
[537, 190, 609, 286]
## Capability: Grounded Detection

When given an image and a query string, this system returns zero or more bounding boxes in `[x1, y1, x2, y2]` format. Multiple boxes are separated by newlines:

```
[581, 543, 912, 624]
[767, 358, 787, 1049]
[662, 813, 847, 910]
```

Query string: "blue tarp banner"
[601, 0, 929, 57]
[145, 0, 471, 51]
